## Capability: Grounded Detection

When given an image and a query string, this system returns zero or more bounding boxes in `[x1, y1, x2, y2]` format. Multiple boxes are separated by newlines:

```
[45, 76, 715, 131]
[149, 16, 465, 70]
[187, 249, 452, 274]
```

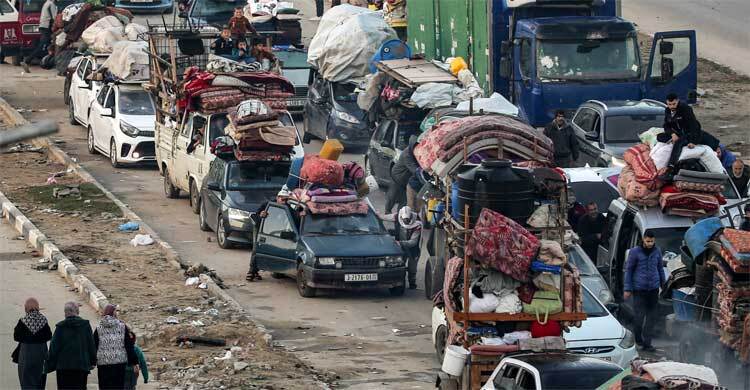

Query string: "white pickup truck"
[156, 110, 303, 213]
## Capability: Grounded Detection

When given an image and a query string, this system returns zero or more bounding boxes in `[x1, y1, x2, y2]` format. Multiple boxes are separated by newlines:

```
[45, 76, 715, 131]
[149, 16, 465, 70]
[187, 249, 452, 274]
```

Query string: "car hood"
[565, 312, 624, 342]
[225, 190, 278, 211]
[602, 143, 634, 159]
[301, 234, 402, 257]
[120, 114, 155, 131]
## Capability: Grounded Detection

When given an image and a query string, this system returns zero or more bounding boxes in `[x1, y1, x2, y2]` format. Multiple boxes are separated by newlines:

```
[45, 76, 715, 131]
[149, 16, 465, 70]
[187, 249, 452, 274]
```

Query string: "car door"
[203, 158, 225, 231]
[571, 107, 603, 166]
[89, 85, 110, 151]
[100, 86, 118, 154]
[368, 120, 396, 182]
[489, 363, 521, 390]
[644, 31, 698, 104]
[73, 58, 92, 122]
[512, 38, 535, 122]
[305, 72, 330, 139]
[254, 204, 298, 273]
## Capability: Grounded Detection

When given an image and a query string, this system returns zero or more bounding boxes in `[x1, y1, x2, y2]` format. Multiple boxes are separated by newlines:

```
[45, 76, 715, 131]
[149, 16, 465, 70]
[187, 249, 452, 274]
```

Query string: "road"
[623, 0, 750, 76]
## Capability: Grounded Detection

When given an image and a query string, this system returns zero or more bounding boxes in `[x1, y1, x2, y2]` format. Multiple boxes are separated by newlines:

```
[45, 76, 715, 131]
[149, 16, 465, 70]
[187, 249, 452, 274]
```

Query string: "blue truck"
[407, 0, 698, 127]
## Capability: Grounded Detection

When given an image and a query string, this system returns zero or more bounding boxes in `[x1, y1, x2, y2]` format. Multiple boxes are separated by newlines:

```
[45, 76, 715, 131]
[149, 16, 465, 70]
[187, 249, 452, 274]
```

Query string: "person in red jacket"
[228, 7, 257, 44]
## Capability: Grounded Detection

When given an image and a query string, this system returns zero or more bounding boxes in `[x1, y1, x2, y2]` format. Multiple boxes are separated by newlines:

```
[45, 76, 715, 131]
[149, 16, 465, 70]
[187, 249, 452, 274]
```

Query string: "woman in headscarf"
[93, 305, 137, 390]
[13, 297, 52, 389]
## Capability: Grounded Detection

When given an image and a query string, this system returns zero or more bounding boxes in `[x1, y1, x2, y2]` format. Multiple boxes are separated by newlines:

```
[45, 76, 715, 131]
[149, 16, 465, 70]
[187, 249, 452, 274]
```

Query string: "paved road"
[623, 0, 750, 76]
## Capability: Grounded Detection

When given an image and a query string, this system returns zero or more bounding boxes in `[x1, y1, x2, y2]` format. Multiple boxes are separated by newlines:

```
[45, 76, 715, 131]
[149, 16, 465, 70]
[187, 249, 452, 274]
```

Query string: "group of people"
[210, 8, 276, 67]
[13, 299, 148, 390]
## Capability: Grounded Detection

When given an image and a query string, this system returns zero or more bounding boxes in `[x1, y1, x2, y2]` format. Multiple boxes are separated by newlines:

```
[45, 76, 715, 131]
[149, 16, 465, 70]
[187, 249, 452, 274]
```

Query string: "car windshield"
[332, 82, 357, 102]
[538, 37, 639, 81]
[569, 181, 619, 213]
[282, 68, 311, 87]
[191, 0, 241, 23]
[604, 114, 663, 143]
[118, 90, 154, 116]
[0, 0, 14, 13]
[303, 211, 385, 236]
[582, 286, 609, 318]
[541, 367, 622, 389]
[567, 248, 598, 276]
[226, 162, 289, 191]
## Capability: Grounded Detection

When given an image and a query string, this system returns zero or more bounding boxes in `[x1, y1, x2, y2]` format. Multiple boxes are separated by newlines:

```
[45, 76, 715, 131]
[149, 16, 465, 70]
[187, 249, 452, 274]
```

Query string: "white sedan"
[67, 54, 108, 127]
[87, 82, 156, 167]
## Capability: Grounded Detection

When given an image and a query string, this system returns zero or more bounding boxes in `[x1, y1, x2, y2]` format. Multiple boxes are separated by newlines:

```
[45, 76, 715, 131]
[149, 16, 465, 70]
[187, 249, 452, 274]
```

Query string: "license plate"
[130, 0, 152, 3]
[287, 98, 306, 106]
[598, 356, 612, 361]
[344, 273, 378, 282]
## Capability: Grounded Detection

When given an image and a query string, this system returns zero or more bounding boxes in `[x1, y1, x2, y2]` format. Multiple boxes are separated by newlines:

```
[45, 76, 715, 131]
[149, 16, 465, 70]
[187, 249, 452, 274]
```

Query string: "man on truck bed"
[623, 230, 665, 353]
[661, 93, 704, 178]
[544, 110, 579, 168]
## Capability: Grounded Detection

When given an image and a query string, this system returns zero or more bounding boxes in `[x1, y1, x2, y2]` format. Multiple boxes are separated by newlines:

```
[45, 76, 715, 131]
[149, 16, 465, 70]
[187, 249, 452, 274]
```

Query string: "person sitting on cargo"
[659, 93, 705, 180]
[730, 159, 749, 198]
[250, 41, 277, 69]
[211, 27, 235, 56]
[544, 110, 580, 168]
[576, 202, 605, 262]
[379, 206, 422, 290]
[187, 118, 206, 154]
[228, 7, 257, 42]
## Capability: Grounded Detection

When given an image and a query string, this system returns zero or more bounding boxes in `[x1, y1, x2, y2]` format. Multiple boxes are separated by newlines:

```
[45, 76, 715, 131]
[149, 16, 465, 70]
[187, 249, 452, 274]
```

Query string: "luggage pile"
[178, 68, 295, 116]
[710, 229, 750, 353]
[619, 133, 728, 217]
[224, 99, 297, 162]
[607, 359, 725, 390]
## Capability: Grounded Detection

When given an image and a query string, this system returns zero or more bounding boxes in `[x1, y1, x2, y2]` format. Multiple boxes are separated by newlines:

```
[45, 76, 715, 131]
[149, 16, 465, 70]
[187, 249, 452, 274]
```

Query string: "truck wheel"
[424, 257, 435, 300]
[198, 200, 210, 231]
[216, 215, 233, 249]
[435, 324, 448, 363]
[271, 272, 285, 279]
[163, 168, 179, 199]
[296, 263, 316, 298]
[189, 180, 200, 214]
[389, 284, 405, 296]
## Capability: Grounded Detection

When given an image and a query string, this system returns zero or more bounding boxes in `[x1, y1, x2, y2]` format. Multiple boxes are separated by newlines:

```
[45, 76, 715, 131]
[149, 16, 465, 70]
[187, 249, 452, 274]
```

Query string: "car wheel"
[163, 167, 179, 199]
[296, 263, 316, 298]
[87, 127, 96, 155]
[12, 55, 21, 66]
[389, 284, 405, 296]
[302, 131, 312, 144]
[271, 272, 285, 279]
[63, 77, 71, 105]
[68, 102, 78, 125]
[424, 257, 434, 300]
[198, 199, 210, 231]
[109, 139, 121, 168]
[434, 324, 448, 363]
[189, 180, 200, 214]
[216, 215, 233, 249]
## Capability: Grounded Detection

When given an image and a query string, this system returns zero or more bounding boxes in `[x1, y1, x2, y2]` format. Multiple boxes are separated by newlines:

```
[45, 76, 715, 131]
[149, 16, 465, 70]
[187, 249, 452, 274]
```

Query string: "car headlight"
[611, 156, 626, 168]
[384, 255, 404, 267]
[22, 24, 39, 34]
[317, 257, 336, 266]
[227, 208, 252, 221]
[619, 329, 635, 349]
[599, 289, 614, 305]
[120, 121, 140, 138]
[335, 111, 360, 124]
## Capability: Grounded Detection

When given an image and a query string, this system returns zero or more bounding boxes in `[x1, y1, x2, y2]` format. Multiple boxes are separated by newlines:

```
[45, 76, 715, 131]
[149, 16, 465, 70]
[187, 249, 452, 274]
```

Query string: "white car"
[67, 54, 108, 127]
[431, 285, 637, 370]
[87, 82, 156, 167]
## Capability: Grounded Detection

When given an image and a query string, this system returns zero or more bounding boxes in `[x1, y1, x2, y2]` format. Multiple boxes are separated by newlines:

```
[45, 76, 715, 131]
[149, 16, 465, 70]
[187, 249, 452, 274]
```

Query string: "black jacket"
[46, 316, 97, 373]
[663, 102, 702, 144]
[577, 213, 606, 247]
[544, 121, 579, 160]
[390, 137, 420, 186]
[731, 166, 750, 197]
[14, 319, 52, 344]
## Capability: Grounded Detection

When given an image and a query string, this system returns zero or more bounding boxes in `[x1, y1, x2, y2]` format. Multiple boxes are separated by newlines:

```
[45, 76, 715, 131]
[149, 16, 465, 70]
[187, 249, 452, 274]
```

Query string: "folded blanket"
[674, 180, 724, 193]
[310, 194, 358, 203]
[619, 166, 660, 206]
[624, 143, 662, 190]
[723, 229, 750, 253]
[676, 169, 729, 182]
[659, 190, 719, 214]
[720, 236, 750, 262]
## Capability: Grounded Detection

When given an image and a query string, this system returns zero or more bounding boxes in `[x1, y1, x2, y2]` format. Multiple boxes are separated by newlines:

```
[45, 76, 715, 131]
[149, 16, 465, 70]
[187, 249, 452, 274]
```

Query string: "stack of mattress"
[224, 99, 296, 162]
[659, 169, 726, 217]
[710, 229, 750, 351]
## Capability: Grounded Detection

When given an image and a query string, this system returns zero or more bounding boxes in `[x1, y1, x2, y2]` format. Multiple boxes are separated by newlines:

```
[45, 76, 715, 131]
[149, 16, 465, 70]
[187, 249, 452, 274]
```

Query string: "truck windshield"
[226, 162, 289, 191]
[119, 90, 155, 116]
[537, 37, 639, 81]
[20, 0, 44, 12]
[303, 211, 385, 236]
[604, 115, 663, 143]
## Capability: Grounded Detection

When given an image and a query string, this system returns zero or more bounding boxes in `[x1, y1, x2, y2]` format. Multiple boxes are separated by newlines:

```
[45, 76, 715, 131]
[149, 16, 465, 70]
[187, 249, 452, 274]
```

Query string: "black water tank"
[454, 159, 535, 227]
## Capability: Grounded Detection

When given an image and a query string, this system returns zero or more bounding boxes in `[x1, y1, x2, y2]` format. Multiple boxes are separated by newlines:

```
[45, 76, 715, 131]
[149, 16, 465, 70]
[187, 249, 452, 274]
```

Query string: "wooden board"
[447, 311, 587, 323]
[375, 58, 457, 88]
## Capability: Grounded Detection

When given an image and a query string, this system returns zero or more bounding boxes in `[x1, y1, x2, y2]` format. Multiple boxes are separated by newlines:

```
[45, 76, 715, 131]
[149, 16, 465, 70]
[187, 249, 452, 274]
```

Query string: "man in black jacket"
[386, 136, 420, 213]
[576, 202, 606, 262]
[544, 110, 579, 168]
[663, 93, 704, 173]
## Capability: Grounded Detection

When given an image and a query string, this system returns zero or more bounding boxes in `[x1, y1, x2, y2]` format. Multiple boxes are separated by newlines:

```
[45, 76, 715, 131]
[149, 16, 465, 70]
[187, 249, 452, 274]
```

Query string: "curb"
[0, 97, 274, 345]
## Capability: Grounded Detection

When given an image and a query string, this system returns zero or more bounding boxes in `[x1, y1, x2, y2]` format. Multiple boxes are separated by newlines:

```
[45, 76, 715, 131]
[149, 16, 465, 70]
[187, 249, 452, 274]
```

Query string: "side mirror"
[279, 230, 296, 241]
[605, 302, 620, 314]
[101, 107, 114, 118]
[79, 82, 91, 90]
[659, 41, 674, 55]
[585, 131, 599, 141]
[207, 182, 221, 191]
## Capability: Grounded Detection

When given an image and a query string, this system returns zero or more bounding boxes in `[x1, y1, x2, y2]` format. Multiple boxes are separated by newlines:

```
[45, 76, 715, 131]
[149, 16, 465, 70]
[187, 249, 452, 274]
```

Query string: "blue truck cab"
[253, 200, 407, 298]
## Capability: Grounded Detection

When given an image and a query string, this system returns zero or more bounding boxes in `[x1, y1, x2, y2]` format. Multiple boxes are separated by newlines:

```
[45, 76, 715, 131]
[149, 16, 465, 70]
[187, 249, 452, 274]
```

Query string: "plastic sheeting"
[307, 4, 397, 82]
[410, 82, 453, 108]
[125, 23, 147, 41]
[455, 93, 519, 117]
[81, 16, 125, 53]
[102, 41, 149, 80]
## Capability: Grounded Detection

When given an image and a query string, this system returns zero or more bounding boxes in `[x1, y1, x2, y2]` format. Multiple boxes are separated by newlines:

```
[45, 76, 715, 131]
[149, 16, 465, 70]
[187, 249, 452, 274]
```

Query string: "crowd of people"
[210, 7, 277, 67]
[12, 299, 148, 390]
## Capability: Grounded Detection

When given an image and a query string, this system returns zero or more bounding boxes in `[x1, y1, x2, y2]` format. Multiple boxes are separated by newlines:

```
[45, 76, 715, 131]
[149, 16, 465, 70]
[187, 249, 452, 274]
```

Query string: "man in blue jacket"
[624, 230, 666, 352]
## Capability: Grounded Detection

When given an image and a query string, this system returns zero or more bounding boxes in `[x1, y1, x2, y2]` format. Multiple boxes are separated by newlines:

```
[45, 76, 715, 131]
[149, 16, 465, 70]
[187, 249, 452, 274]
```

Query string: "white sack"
[456, 92, 519, 117]
[102, 41, 150, 80]
[641, 362, 718, 385]
[308, 4, 372, 66]
[62, 3, 84, 22]
[81, 15, 124, 47]
[130, 234, 154, 246]
[55, 32, 67, 48]
[453, 69, 483, 102]
[495, 292, 523, 314]
[91, 26, 127, 53]
[125, 23, 148, 41]
[678, 144, 724, 173]
[468, 291, 499, 313]
[410, 82, 454, 108]
[639, 127, 664, 148]
[308, 5, 397, 82]
[650, 141, 673, 170]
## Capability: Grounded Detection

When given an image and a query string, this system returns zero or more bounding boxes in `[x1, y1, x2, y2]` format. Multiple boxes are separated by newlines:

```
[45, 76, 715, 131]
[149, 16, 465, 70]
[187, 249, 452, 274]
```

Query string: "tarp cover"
[102, 41, 149, 80]
[81, 15, 125, 52]
[307, 4, 396, 82]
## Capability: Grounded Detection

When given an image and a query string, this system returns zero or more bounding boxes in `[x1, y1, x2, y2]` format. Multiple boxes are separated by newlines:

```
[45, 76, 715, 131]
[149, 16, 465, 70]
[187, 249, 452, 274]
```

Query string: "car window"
[604, 114, 663, 143]
[191, 115, 207, 144]
[226, 161, 289, 191]
[104, 88, 115, 109]
[312, 75, 327, 96]
[332, 82, 357, 102]
[650, 37, 692, 79]
[209, 114, 229, 144]
[83, 60, 93, 79]
[516, 369, 536, 390]
[569, 181, 619, 215]
[582, 286, 609, 317]
[567, 247, 598, 276]
[541, 367, 623, 389]
[303, 210, 385, 236]
[0, 0, 14, 13]
[519, 39, 532, 78]
[383, 122, 395, 147]
[262, 206, 293, 236]
[181, 116, 193, 138]
[573, 108, 598, 134]
[373, 121, 388, 143]
[396, 125, 419, 151]
[601, 212, 618, 252]
[96, 85, 109, 106]
[76, 59, 89, 78]
[493, 364, 520, 390]
[118, 90, 154, 116]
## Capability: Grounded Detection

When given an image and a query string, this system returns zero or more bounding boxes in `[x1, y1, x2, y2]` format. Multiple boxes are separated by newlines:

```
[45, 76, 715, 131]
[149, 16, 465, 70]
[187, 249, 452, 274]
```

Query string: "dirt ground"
[0, 150, 333, 389]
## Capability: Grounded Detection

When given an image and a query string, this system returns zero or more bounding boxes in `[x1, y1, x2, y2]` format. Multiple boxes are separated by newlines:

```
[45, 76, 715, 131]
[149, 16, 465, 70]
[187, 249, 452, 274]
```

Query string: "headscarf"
[398, 206, 421, 230]
[103, 304, 117, 317]
[21, 298, 48, 335]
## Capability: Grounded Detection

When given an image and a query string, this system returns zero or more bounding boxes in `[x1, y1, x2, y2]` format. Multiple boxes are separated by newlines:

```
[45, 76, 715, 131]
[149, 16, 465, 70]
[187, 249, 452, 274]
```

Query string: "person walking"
[20, 0, 57, 72]
[576, 202, 605, 262]
[543, 110, 579, 168]
[124, 331, 149, 389]
[660, 93, 704, 178]
[94, 304, 137, 390]
[623, 230, 666, 352]
[380, 206, 422, 289]
[46, 302, 96, 390]
[385, 136, 419, 213]
[13, 297, 52, 390]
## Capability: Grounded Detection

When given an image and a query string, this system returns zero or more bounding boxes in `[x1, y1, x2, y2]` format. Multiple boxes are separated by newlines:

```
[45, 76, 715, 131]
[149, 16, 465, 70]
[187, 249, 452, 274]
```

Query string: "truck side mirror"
[659, 41, 674, 55]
